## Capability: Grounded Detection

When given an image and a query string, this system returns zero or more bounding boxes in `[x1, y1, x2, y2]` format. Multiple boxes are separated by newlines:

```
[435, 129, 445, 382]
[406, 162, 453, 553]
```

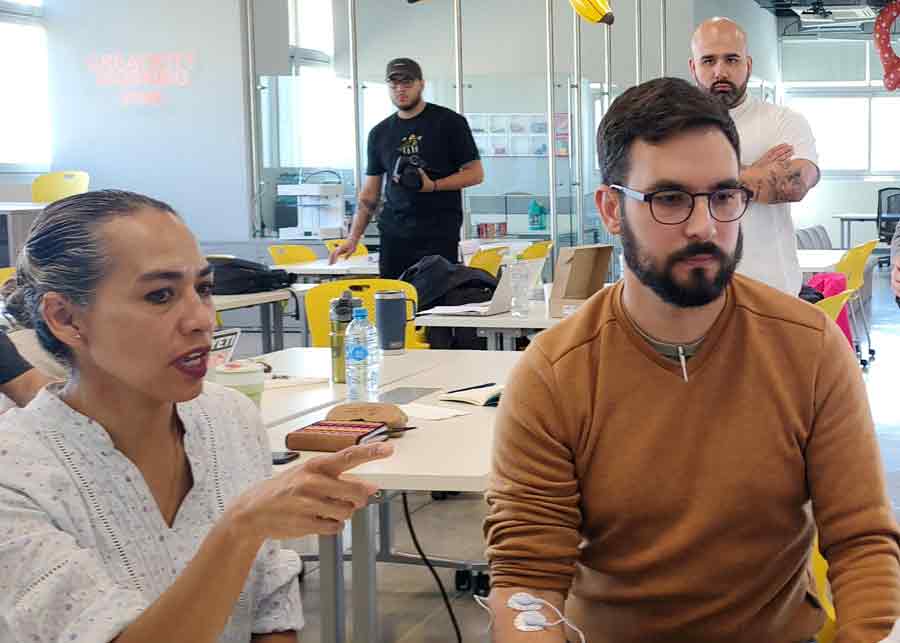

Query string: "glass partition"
[461, 0, 552, 258]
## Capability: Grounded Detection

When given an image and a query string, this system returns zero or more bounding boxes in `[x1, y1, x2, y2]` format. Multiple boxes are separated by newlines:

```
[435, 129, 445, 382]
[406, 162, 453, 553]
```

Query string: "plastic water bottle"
[345, 307, 382, 401]
[509, 258, 532, 317]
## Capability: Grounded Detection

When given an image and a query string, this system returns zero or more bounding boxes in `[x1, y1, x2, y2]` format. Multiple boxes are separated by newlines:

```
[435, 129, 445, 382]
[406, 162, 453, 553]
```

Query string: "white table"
[797, 249, 846, 274]
[213, 290, 295, 353]
[266, 349, 522, 643]
[833, 214, 877, 248]
[258, 347, 475, 428]
[276, 254, 380, 279]
[0, 202, 45, 265]
[416, 300, 559, 350]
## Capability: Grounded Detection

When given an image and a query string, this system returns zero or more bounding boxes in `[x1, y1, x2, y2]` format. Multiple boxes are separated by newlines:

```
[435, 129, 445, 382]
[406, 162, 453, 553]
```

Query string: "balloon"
[570, 0, 615, 25]
[874, 1, 900, 91]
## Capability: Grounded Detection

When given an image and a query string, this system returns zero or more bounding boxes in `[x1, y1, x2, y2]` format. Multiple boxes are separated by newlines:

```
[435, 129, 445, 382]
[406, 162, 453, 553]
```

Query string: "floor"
[235, 268, 900, 643]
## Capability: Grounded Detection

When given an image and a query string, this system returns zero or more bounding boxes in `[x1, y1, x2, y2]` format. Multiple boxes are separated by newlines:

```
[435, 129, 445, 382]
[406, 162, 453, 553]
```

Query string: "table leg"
[260, 303, 272, 353]
[501, 330, 519, 351]
[319, 533, 347, 643]
[272, 301, 285, 350]
[352, 504, 379, 643]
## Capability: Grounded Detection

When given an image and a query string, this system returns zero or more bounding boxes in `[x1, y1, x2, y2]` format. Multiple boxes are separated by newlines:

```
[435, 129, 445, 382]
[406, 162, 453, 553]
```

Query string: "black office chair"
[876, 187, 900, 269]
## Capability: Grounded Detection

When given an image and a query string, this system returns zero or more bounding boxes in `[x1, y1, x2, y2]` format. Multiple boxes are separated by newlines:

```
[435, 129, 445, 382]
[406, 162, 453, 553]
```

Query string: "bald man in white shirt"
[690, 18, 821, 296]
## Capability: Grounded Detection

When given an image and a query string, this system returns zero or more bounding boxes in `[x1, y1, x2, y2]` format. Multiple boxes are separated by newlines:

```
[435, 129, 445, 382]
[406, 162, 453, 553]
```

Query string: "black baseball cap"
[385, 58, 423, 82]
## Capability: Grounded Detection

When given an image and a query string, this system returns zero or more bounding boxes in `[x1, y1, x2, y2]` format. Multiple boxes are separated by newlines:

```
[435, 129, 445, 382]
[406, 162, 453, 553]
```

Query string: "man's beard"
[392, 91, 423, 112]
[621, 214, 743, 308]
[704, 76, 749, 109]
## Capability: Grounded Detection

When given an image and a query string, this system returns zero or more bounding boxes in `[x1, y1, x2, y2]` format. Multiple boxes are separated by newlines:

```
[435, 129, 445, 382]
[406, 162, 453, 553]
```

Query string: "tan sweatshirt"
[484, 276, 900, 643]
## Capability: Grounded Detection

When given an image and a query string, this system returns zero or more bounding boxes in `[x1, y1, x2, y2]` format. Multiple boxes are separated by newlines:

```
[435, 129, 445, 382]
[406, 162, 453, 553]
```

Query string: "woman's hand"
[227, 442, 393, 544]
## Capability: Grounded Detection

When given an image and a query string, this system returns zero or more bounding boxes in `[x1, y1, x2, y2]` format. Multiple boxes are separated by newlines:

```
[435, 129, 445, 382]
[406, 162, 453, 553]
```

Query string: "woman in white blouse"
[0, 190, 392, 643]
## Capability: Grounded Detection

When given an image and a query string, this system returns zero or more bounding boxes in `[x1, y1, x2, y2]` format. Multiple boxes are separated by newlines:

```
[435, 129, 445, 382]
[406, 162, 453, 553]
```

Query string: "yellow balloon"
[570, 0, 615, 25]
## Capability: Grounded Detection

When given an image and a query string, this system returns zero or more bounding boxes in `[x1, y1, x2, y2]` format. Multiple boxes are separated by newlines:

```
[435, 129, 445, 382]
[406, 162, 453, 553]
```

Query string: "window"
[274, 69, 392, 169]
[0, 19, 50, 169]
[786, 97, 869, 172]
[782, 37, 900, 175]
[871, 97, 900, 172]
[289, 0, 333, 57]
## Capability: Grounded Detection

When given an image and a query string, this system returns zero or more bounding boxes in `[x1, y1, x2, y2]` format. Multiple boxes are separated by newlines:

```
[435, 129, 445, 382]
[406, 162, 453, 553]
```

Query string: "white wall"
[42, 0, 254, 242]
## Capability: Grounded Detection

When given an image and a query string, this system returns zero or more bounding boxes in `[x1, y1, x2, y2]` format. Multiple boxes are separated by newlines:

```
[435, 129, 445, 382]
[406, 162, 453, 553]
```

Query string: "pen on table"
[388, 426, 418, 435]
[445, 382, 496, 395]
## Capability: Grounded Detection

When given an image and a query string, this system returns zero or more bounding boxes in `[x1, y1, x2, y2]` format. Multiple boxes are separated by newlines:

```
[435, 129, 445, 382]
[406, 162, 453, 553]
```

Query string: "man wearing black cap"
[329, 57, 484, 278]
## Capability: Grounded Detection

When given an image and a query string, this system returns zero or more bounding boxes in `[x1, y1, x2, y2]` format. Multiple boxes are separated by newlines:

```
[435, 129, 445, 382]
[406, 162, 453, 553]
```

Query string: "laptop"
[421, 258, 545, 317]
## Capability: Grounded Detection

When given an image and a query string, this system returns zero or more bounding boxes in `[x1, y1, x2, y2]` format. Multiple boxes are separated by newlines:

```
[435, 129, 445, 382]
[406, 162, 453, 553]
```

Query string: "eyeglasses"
[610, 184, 752, 225]
[388, 78, 416, 89]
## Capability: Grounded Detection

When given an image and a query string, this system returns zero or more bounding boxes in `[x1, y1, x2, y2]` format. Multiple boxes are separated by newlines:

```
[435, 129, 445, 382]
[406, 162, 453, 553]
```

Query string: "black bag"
[399, 255, 498, 350]
[208, 257, 298, 295]
[399, 255, 497, 310]
[799, 284, 824, 305]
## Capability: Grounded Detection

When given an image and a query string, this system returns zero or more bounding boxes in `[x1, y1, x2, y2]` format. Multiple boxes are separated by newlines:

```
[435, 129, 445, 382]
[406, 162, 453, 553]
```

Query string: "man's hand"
[418, 169, 436, 193]
[740, 144, 819, 205]
[892, 255, 900, 299]
[328, 237, 359, 265]
[753, 143, 794, 167]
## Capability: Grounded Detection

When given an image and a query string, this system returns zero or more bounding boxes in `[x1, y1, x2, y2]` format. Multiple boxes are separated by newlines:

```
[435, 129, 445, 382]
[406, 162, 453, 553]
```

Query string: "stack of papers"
[399, 403, 472, 420]
[419, 304, 491, 316]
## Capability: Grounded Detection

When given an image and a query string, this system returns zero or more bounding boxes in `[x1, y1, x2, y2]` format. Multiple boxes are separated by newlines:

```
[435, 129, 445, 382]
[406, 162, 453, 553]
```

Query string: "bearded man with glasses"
[483, 77, 899, 643]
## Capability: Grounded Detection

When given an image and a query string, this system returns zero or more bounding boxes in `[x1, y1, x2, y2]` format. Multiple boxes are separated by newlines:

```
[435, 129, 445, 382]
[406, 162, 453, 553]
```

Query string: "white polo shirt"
[730, 95, 818, 295]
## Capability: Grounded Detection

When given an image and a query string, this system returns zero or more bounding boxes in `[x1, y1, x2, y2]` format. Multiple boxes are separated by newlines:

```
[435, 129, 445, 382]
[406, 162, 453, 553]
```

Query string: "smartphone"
[272, 450, 300, 465]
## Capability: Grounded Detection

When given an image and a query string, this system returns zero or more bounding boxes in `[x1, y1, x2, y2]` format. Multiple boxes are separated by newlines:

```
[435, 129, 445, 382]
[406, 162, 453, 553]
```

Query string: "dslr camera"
[392, 154, 428, 191]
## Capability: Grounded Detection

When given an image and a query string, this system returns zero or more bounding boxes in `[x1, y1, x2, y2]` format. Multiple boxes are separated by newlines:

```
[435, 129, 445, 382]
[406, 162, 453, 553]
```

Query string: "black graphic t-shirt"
[366, 103, 479, 240]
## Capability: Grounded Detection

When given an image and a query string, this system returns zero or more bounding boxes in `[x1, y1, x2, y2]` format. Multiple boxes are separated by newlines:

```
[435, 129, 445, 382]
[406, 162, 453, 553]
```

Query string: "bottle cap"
[331, 290, 361, 322]
[352, 307, 368, 320]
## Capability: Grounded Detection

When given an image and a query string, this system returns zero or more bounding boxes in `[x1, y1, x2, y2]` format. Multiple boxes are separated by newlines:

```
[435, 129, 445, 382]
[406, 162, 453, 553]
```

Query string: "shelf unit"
[467, 113, 568, 158]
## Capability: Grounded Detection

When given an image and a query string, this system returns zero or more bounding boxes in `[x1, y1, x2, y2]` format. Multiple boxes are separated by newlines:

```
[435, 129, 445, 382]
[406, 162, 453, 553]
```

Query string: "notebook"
[439, 384, 504, 407]
[285, 420, 389, 452]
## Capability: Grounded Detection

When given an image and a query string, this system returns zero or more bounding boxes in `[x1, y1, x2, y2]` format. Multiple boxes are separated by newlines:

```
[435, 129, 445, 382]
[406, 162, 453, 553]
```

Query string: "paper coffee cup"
[215, 360, 265, 407]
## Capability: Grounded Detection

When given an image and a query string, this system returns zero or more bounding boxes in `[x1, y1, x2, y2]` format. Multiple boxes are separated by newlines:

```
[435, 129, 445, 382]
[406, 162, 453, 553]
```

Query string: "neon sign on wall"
[85, 51, 196, 106]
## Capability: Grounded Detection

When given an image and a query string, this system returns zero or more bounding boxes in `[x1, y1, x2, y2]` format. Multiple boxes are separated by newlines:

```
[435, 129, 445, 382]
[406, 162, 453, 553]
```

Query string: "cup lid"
[215, 360, 264, 374]
[375, 290, 405, 299]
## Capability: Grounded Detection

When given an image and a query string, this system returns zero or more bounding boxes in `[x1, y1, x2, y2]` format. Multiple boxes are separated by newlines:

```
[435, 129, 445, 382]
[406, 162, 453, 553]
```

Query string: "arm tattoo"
[767, 160, 808, 204]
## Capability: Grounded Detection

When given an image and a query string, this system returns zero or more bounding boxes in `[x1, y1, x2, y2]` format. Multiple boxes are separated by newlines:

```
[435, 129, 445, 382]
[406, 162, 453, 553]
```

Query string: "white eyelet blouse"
[0, 382, 304, 642]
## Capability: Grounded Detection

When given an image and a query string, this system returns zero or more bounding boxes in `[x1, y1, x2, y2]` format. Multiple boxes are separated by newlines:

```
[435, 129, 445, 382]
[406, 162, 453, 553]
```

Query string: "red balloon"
[875, 1, 900, 91]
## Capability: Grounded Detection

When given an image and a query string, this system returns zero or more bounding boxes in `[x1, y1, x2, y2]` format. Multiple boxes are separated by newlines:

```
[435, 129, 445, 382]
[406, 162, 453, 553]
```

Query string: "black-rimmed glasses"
[610, 184, 752, 225]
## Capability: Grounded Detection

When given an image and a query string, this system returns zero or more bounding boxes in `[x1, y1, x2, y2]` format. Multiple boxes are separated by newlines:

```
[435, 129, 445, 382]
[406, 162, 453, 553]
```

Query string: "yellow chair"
[268, 245, 317, 266]
[833, 240, 878, 366]
[324, 239, 368, 258]
[814, 289, 854, 322]
[31, 171, 90, 203]
[521, 240, 553, 261]
[811, 535, 836, 643]
[468, 247, 508, 277]
[305, 279, 428, 350]
[0, 268, 15, 285]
